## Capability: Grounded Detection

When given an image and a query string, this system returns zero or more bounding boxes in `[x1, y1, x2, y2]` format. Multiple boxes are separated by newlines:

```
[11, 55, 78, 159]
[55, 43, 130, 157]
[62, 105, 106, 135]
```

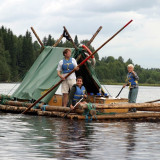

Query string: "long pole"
[22, 20, 133, 114]
[115, 87, 124, 98]
[145, 99, 160, 103]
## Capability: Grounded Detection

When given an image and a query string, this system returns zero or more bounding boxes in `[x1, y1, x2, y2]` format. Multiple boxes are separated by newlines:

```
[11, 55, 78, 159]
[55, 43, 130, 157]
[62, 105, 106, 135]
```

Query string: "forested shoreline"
[0, 26, 160, 85]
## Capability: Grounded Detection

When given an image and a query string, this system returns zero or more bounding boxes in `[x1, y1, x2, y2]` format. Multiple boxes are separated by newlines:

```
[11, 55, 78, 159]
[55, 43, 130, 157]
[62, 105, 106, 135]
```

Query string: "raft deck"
[1, 94, 160, 121]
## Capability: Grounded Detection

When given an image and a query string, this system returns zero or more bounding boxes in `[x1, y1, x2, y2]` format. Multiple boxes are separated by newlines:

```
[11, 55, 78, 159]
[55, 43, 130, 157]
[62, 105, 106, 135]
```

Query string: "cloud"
[0, 0, 160, 68]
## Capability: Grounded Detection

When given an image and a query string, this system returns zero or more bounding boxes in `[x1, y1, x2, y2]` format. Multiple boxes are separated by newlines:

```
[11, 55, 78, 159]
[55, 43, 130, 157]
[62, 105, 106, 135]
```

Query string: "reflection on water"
[0, 83, 160, 159]
[1, 113, 160, 160]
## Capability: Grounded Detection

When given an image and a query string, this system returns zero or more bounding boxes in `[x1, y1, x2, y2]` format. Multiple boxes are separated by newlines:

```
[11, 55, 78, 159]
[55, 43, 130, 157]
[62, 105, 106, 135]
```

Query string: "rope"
[83, 102, 97, 121]
[0, 94, 11, 104]
[102, 85, 112, 97]
[41, 105, 48, 111]
[82, 102, 116, 121]
[7, 83, 19, 96]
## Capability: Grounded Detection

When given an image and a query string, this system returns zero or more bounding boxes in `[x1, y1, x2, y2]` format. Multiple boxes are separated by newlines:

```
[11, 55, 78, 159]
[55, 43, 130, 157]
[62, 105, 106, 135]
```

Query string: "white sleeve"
[57, 60, 63, 71]
[72, 58, 77, 67]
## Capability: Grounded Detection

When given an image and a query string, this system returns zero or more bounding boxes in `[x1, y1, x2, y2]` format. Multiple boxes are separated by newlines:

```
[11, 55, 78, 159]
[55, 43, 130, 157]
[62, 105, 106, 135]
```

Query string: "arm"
[57, 60, 65, 80]
[57, 70, 65, 80]
[83, 88, 87, 98]
[132, 71, 139, 80]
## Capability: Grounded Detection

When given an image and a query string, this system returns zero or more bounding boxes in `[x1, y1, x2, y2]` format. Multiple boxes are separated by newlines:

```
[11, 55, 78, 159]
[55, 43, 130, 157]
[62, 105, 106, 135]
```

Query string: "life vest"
[62, 58, 74, 74]
[73, 86, 86, 102]
[127, 72, 138, 87]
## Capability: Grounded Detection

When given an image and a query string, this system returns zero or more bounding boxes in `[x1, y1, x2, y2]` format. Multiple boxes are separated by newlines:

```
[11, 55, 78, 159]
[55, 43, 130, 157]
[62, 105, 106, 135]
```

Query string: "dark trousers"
[128, 87, 138, 112]
[128, 87, 138, 103]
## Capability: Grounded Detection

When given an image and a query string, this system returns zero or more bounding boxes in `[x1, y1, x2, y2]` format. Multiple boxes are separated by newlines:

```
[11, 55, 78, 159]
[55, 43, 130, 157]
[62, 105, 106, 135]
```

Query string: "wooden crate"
[48, 94, 62, 106]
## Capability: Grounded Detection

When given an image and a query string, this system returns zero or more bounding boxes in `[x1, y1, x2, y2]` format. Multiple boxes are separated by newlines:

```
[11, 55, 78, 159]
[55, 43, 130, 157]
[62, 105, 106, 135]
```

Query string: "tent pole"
[87, 26, 102, 46]
[63, 26, 78, 50]
[76, 26, 102, 61]
[53, 34, 63, 47]
[30, 27, 44, 50]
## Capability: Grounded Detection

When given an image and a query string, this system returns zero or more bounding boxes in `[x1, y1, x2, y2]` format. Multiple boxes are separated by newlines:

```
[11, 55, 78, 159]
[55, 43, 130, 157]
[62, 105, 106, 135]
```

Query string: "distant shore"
[101, 82, 160, 87]
[0, 82, 160, 87]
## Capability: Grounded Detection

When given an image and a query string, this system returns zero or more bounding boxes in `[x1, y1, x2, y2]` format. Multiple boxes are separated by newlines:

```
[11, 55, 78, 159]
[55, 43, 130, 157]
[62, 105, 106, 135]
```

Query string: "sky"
[0, 0, 160, 69]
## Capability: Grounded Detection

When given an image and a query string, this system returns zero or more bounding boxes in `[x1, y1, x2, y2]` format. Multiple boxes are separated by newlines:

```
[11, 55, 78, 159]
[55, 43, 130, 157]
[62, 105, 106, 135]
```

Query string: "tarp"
[12, 46, 102, 103]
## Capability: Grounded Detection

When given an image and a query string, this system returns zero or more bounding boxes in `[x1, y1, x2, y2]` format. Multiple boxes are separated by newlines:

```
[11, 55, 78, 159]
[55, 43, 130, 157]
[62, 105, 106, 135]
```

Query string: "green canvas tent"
[12, 46, 102, 103]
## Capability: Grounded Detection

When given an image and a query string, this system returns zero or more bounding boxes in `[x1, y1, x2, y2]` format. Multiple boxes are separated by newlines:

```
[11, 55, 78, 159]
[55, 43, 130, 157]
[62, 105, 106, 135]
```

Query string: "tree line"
[0, 26, 160, 84]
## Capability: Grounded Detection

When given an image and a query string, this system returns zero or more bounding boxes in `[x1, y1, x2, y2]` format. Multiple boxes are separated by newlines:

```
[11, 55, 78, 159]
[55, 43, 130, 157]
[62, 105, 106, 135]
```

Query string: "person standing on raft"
[123, 64, 139, 112]
[67, 76, 87, 110]
[57, 48, 79, 107]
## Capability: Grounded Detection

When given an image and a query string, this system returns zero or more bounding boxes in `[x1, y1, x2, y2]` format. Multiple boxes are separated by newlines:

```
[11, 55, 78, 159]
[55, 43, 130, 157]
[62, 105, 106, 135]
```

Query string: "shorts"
[61, 79, 76, 94]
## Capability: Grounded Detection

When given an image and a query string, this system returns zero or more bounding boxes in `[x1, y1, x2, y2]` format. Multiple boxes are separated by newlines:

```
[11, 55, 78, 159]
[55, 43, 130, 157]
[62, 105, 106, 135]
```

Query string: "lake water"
[0, 83, 160, 160]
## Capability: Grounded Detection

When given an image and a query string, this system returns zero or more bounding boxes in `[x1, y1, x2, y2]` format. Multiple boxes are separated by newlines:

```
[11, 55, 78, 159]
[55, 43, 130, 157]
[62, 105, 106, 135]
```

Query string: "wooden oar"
[63, 97, 84, 118]
[22, 19, 133, 114]
[115, 86, 124, 98]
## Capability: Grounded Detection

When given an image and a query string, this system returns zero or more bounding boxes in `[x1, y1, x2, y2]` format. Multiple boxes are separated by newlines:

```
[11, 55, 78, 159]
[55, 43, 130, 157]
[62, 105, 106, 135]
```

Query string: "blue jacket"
[62, 58, 74, 74]
[73, 86, 86, 102]
[127, 72, 139, 88]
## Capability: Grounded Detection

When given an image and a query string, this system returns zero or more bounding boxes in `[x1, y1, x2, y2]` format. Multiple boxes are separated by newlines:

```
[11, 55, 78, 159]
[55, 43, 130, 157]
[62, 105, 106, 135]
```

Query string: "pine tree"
[74, 35, 79, 47]
[0, 37, 11, 81]
[21, 31, 34, 74]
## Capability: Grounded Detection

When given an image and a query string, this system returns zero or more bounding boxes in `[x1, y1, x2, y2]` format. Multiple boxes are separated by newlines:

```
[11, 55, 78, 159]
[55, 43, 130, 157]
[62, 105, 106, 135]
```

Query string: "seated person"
[67, 76, 87, 110]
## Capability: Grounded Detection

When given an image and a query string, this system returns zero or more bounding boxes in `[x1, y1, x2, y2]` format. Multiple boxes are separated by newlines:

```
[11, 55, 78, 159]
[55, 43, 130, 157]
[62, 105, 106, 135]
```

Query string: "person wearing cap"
[123, 64, 139, 112]
[67, 76, 87, 110]
[57, 48, 79, 107]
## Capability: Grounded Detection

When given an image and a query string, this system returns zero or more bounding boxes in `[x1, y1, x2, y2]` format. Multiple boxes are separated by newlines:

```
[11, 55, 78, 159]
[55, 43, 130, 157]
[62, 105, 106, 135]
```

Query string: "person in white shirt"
[57, 48, 78, 107]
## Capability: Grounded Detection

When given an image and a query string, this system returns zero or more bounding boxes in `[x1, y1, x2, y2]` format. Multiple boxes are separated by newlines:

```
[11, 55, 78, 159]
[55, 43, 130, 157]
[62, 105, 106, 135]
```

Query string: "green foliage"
[96, 56, 160, 84]
[0, 25, 160, 85]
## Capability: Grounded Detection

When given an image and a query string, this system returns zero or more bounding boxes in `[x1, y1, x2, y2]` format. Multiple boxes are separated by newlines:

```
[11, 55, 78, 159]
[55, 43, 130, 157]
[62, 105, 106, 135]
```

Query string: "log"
[1, 100, 32, 107]
[0, 104, 39, 114]
[137, 108, 160, 112]
[0, 100, 46, 109]
[40, 105, 84, 114]
[80, 103, 160, 109]
[66, 112, 160, 120]
[37, 111, 65, 117]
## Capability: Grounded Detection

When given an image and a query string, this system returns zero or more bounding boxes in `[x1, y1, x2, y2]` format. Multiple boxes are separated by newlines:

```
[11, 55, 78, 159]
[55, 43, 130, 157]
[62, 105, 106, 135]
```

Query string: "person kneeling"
[67, 76, 87, 110]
